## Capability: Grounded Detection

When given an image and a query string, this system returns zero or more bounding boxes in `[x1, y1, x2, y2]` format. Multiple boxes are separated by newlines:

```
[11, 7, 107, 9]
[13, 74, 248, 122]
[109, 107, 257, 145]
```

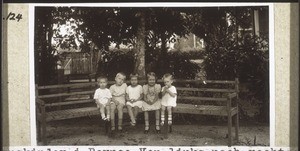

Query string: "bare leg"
[105, 104, 110, 121]
[155, 110, 160, 130]
[144, 111, 149, 131]
[161, 105, 166, 125]
[133, 106, 139, 120]
[127, 105, 136, 125]
[117, 104, 124, 130]
[110, 103, 116, 130]
[99, 104, 106, 120]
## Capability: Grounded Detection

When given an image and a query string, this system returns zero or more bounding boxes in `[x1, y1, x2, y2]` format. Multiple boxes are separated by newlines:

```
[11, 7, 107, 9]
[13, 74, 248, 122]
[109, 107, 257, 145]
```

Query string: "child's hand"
[148, 100, 154, 105]
[111, 98, 118, 105]
[162, 87, 167, 93]
[166, 88, 171, 94]
[114, 100, 119, 106]
[144, 100, 151, 105]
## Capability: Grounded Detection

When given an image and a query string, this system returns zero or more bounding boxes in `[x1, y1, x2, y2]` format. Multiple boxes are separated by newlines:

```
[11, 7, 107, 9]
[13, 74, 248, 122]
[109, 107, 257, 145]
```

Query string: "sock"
[161, 114, 165, 124]
[168, 114, 172, 124]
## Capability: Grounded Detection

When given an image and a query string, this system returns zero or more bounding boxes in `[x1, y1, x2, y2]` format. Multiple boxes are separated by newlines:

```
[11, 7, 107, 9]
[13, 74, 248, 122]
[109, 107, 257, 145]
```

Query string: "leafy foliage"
[191, 7, 270, 122]
[97, 49, 201, 80]
[97, 49, 135, 80]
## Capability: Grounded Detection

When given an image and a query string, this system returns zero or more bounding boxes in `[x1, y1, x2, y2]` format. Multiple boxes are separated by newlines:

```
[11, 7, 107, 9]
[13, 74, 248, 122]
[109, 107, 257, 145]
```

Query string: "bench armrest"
[227, 92, 237, 99]
[36, 98, 45, 106]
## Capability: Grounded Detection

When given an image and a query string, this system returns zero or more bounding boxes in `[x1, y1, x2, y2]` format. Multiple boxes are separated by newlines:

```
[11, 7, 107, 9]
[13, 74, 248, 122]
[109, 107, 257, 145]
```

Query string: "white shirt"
[93, 88, 112, 103]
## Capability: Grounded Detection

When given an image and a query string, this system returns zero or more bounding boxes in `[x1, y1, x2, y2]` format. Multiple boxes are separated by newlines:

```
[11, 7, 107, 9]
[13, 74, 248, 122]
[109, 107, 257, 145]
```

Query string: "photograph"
[33, 4, 271, 146]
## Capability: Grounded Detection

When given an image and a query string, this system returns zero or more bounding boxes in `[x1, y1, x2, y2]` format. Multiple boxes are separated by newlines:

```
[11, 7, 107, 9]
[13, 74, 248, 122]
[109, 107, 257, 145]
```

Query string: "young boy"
[94, 76, 112, 121]
[161, 73, 177, 128]
[110, 72, 127, 131]
[126, 73, 143, 126]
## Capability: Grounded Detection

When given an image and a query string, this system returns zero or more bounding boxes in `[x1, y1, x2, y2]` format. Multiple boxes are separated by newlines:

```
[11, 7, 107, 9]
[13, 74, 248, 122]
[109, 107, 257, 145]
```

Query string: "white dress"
[142, 84, 161, 111]
[161, 86, 177, 107]
[125, 85, 143, 108]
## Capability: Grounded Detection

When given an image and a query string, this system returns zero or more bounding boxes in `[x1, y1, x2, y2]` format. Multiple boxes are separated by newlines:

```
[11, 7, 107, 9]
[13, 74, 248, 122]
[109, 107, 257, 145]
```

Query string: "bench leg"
[234, 113, 239, 141]
[41, 119, 47, 145]
[37, 120, 41, 142]
[228, 114, 232, 147]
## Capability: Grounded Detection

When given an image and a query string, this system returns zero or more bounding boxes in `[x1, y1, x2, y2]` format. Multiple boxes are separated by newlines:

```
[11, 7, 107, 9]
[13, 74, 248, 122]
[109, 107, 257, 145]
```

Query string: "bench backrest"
[36, 78, 239, 109]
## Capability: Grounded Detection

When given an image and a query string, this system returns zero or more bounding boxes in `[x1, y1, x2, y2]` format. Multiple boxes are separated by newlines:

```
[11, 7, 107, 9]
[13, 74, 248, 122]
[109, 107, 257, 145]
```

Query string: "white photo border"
[29, 3, 275, 147]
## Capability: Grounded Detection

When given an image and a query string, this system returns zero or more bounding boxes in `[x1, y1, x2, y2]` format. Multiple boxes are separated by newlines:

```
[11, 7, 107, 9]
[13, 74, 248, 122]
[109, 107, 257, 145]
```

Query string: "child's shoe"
[130, 121, 136, 126]
[155, 125, 161, 134]
[168, 120, 172, 125]
[111, 126, 116, 131]
[144, 126, 149, 134]
[106, 116, 110, 121]
[118, 126, 123, 131]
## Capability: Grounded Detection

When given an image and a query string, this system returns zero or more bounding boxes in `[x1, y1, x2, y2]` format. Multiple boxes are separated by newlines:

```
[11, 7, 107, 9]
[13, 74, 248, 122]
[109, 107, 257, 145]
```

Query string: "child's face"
[115, 75, 125, 86]
[148, 76, 156, 86]
[98, 79, 108, 89]
[163, 77, 173, 87]
[130, 77, 138, 86]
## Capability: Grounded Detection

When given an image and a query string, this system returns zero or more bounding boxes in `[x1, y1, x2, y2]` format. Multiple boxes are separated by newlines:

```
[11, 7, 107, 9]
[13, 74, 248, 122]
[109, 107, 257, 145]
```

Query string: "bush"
[97, 48, 201, 80]
[97, 49, 135, 80]
[204, 34, 269, 122]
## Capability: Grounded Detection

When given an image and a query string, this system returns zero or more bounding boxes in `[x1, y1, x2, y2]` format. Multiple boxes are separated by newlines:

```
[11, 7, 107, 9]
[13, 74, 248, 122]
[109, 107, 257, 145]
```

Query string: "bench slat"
[177, 87, 235, 93]
[173, 79, 236, 84]
[37, 79, 236, 90]
[46, 107, 99, 121]
[38, 91, 94, 99]
[173, 103, 237, 116]
[45, 99, 94, 107]
[45, 104, 237, 122]
[177, 96, 227, 101]
[38, 82, 97, 89]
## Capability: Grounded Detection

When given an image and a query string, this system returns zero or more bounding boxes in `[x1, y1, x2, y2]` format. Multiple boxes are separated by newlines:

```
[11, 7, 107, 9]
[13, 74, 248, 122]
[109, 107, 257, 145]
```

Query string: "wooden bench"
[173, 78, 239, 146]
[36, 78, 239, 146]
[36, 81, 140, 145]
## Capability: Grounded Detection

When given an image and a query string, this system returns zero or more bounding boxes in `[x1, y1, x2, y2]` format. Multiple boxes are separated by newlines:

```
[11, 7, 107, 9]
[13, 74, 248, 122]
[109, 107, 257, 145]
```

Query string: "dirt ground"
[43, 114, 269, 146]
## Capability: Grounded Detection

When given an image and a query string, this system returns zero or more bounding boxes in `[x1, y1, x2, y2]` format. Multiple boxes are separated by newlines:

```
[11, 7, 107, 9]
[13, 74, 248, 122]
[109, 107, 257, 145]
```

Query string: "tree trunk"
[159, 33, 168, 74]
[134, 11, 146, 78]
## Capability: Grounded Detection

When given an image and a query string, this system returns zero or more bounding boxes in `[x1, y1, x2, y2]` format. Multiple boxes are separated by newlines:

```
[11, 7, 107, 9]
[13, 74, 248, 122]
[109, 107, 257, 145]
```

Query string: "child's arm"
[152, 84, 161, 103]
[95, 99, 100, 106]
[107, 98, 112, 105]
[125, 93, 130, 101]
[136, 93, 144, 102]
[166, 87, 177, 98]
[161, 86, 167, 96]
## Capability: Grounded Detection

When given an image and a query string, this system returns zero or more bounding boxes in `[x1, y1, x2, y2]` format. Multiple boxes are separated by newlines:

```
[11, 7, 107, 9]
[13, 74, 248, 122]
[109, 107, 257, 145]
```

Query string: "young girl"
[110, 72, 127, 131]
[161, 73, 177, 129]
[126, 73, 143, 126]
[142, 72, 162, 134]
[94, 76, 112, 121]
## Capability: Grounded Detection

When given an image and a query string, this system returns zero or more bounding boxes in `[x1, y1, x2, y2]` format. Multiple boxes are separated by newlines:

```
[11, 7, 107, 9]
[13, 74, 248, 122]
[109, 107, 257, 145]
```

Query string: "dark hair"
[130, 73, 139, 79]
